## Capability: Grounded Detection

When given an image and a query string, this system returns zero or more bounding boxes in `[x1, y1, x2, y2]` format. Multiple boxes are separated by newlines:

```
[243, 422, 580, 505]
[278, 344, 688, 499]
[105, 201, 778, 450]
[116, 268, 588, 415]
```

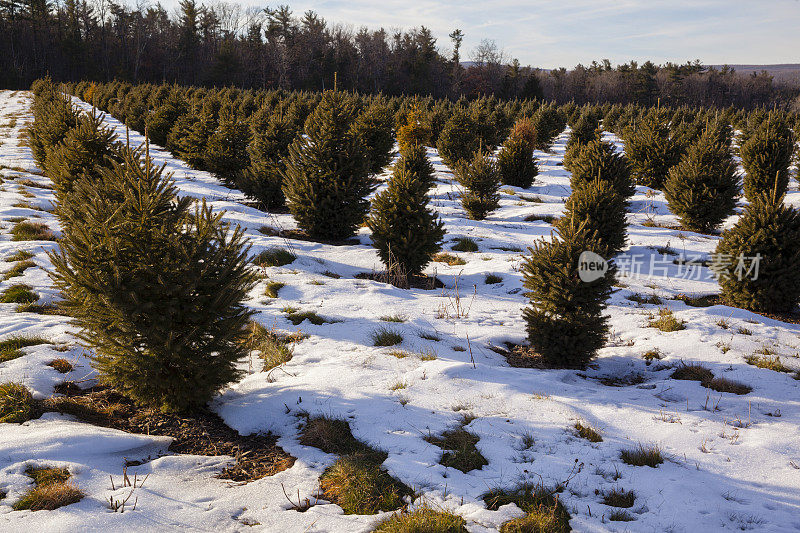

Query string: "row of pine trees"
[33, 78, 800, 398]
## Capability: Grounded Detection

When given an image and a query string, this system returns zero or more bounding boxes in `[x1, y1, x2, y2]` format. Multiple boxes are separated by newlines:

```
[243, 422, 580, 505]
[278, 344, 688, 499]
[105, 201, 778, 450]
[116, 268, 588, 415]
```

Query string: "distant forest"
[2, 0, 799, 109]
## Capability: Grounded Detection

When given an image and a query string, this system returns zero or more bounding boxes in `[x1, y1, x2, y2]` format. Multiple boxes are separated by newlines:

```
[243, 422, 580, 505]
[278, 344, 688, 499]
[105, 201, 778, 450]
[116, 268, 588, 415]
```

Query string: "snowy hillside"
[1, 89, 799, 532]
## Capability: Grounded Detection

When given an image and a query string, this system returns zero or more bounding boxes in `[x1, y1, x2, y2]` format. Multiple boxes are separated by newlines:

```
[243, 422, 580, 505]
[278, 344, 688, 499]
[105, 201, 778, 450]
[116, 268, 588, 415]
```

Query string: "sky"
[172, 0, 800, 69]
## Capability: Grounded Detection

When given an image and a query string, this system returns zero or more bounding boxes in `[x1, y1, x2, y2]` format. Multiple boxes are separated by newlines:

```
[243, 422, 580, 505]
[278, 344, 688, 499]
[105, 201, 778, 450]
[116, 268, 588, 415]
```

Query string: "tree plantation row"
[11, 77, 799, 416]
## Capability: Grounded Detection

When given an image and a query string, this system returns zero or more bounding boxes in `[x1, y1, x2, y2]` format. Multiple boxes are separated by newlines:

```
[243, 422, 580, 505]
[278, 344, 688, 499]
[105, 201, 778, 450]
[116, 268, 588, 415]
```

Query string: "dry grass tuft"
[12, 466, 83, 511]
[372, 326, 403, 347]
[372, 505, 468, 532]
[484, 483, 570, 533]
[451, 237, 479, 252]
[319, 453, 412, 515]
[425, 427, 487, 473]
[47, 359, 73, 374]
[0, 382, 35, 423]
[575, 421, 602, 442]
[671, 363, 714, 383]
[603, 487, 636, 508]
[264, 281, 285, 299]
[620, 443, 664, 467]
[648, 308, 685, 332]
[745, 354, 792, 373]
[253, 248, 296, 268]
[0, 284, 37, 304]
[432, 252, 466, 266]
[10, 221, 55, 242]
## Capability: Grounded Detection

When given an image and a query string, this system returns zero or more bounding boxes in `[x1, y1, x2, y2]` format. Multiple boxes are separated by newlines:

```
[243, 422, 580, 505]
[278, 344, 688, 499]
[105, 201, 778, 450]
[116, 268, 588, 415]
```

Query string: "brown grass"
[575, 421, 602, 442]
[47, 359, 73, 373]
[373, 505, 468, 532]
[13, 466, 83, 511]
[425, 427, 487, 473]
[620, 443, 664, 467]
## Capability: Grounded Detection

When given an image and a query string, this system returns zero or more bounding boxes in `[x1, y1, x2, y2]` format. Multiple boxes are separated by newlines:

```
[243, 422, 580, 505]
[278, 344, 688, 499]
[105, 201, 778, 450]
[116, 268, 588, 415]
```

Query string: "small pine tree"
[455, 149, 501, 220]
[43, 110, 120, 200]
[569, 139, 635, 199]
[522, 220, 616, 368]
[170, 112, 214, 169]
[624, 109, 681, 189]
[664, 123, 740, 233]
[713, 192, 800, 313]
[283, 91, 375, 241]
[238, 105, 300, 210]
[740, 116, 795, 202]
[497, 135, 538, 188]
[563, 112, 601, 171]
[351, 103, 396, 174]
[558, 178, 627, 257]
[437, 111, 481, 169]
[146, 93, 187, 147]
[392, 143, 436, 191]
[49, 148, 255, 412]
[203, 107, 251, 187]
[508, 117, 537, 150]
[396, 107, 432, 152]
[368, 170, 445, 276]
[28, 80, 78, 168]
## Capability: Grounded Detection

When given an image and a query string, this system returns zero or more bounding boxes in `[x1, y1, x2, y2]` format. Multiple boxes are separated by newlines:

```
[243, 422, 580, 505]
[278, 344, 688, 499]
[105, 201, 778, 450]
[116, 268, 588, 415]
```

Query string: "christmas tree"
[563, 112, 601, 171]
[49, 147, 255, 412]
[368, 169, 445, 276]
[664, 122, 740, 233]
[624, 108, 681, 189]
[740, 115, 795, 202]
[283, 91, 375, 241]
[455, 149, 500, 220]
[713, 191, 800, 313]
[351, 103, 396, 174]
[238, 104, 300, 209]
[392, 143, 436, 191]
[569, 139, 635, 199]
[203, 106, 251, 187]
[557, 178, 627, 258]
[437, 110, 481, 169]
[522, 219, 616, 368]
[497, 135, 538, 188]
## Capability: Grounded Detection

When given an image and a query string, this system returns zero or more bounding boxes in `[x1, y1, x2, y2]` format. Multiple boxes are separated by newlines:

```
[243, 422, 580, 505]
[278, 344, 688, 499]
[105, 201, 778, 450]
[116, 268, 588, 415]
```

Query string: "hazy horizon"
[158, 0, 800, 70]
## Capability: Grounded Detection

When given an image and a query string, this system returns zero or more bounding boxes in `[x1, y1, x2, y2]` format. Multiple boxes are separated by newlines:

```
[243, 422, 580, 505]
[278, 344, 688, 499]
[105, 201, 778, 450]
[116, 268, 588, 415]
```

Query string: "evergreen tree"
[49, 148, 255, 412]
[146, 92, 187, 147]
[508, 116, 537, 150]
[740, 116, 795, 202]
[44, 110, 120, 199]
[237, 104, 300, 209]
[455, 149, 500, 220]
[563, 112, 601, 171]
[664, 122, 740, 233]
[569, 139, 635, 199]
[351, 103, 395, 174]
[28, 80, 78, 168]
[169, 111, 214, 168]
[283, 91, 375, 241]
[203, 107, 251, 187]
[624, 109, 681, 189]
[396, 106, 432, 152]
[557, 178, 627, 258]
[713, 192, 800, 313]
[497, 135, 538, 188]
[436, 110, 480, 169]
[522, 219, 616, 368]
[392, 143, 436, 191]
[368, 169, 445, 276]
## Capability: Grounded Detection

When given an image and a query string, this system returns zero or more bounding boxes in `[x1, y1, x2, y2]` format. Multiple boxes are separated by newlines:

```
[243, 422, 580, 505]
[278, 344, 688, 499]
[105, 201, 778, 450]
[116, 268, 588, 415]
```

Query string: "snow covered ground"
[1, 88, 799, 532]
